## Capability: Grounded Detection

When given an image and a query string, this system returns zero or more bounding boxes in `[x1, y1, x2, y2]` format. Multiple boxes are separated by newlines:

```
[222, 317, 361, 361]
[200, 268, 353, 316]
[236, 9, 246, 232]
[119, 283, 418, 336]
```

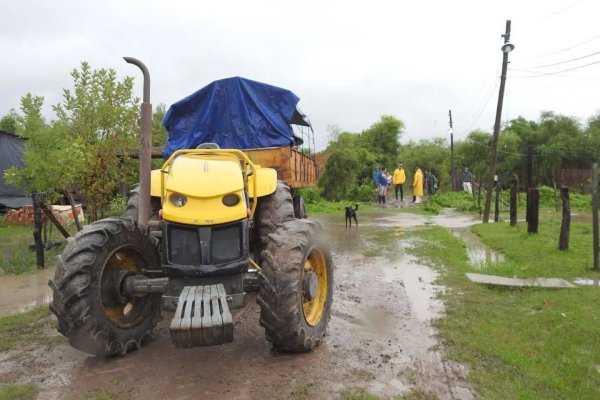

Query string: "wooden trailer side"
[244, 147, 316, 189]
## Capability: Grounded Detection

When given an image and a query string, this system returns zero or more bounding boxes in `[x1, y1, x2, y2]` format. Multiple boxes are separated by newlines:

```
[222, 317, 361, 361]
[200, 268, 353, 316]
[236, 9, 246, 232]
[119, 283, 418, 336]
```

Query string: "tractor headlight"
[222, 194, 240, 207]
[170, 193, 187, 207]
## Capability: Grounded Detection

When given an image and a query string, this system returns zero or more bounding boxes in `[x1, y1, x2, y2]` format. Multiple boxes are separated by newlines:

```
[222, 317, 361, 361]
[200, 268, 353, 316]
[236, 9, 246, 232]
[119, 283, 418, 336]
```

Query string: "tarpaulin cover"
[162, 77, 304, 158]
[0, 131, 31, 208]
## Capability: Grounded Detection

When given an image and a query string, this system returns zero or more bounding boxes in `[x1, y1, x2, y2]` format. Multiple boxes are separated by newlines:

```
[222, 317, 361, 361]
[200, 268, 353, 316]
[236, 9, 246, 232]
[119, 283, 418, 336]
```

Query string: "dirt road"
[1, 209, 482, 399]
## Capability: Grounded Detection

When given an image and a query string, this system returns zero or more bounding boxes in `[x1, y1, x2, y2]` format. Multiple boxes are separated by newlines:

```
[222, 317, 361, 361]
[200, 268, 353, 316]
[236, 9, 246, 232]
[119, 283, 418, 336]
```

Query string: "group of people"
[372, 164, 438, 204]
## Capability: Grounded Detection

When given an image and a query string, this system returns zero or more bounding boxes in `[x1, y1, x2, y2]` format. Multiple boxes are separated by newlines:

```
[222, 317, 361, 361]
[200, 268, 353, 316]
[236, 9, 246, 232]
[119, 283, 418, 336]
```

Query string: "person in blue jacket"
[377, 168, 389, 204]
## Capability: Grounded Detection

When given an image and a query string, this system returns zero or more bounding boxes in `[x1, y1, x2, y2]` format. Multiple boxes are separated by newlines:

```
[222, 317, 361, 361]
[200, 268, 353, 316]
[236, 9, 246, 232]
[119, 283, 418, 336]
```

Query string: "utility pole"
[483, 20, 515, 223]
[449, 110, 455, 191]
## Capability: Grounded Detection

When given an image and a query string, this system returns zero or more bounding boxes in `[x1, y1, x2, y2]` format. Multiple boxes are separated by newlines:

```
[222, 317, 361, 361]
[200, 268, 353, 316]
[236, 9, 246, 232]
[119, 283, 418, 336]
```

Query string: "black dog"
[345, 204, 359, 228]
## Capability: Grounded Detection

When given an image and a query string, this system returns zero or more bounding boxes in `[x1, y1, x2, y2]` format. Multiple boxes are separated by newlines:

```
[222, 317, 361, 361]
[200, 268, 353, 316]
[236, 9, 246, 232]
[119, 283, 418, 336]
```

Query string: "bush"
[349, 184, 375, 203]
[429, 191, 478, 212]
[297, 188, 322, 204]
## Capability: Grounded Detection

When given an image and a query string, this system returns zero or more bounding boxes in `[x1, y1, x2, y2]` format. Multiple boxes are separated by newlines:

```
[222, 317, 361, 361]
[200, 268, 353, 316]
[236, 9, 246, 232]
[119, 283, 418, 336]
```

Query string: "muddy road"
[1, 209, 485, 399]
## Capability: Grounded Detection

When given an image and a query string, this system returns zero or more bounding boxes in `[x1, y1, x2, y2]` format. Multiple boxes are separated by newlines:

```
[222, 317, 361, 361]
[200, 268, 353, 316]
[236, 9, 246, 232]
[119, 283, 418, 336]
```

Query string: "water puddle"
[451, 228, 504, 265]
[386, 257, 444, 323]
[0, 267, 54, 315]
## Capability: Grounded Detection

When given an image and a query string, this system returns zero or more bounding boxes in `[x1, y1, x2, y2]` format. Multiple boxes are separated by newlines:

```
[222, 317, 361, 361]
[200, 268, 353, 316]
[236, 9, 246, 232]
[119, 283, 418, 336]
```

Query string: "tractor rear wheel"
[125, 184, 161, 223]
[257, 219, 333, 352]
[253, 180, 295, 263]
[48, 218, 162, 357]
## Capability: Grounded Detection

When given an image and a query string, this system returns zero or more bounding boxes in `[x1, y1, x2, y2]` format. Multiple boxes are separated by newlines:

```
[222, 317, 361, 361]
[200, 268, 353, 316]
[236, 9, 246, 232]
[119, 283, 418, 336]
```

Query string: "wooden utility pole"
[483, 20, 514, 223]
[449, 110, 455, 191]
[593, 163, 599, 270]
[494, 177, 501, 222]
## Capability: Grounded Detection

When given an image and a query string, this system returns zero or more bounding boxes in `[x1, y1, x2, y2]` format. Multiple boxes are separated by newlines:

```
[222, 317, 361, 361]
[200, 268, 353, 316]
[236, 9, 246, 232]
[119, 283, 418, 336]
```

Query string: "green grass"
[0, 306, 63, 352]
[341, 387, 380, 400]
[408, 224, 600, 400]
[0, 384, 38, 400]
[0, 218, 77, 274]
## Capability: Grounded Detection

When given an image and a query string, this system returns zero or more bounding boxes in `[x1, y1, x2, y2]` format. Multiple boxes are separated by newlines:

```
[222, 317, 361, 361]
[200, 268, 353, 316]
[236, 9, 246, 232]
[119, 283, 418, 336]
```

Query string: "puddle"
[0, 267, 54, 315]
[573, 278, 600, 286]
[451, 228, 504, 265]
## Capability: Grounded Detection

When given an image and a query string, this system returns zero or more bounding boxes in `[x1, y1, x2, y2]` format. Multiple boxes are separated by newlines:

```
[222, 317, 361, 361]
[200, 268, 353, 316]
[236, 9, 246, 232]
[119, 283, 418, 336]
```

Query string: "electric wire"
[509, 59, 600, 77]
[514, 50, 600, 70]
[455, 82, 499, 138]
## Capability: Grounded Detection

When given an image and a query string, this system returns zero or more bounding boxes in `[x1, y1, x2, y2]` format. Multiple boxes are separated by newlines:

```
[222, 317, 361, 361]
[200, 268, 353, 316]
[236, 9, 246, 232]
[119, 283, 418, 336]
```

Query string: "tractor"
[48, 61, 333, 356]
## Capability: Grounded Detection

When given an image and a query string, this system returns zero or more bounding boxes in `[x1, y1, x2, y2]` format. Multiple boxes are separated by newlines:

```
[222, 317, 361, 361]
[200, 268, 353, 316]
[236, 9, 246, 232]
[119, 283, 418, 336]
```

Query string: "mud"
[0, 209, 489, 399]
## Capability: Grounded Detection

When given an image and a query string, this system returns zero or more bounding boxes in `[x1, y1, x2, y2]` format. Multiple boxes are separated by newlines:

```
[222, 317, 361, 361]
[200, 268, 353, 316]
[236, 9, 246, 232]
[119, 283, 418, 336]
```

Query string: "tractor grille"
[167, 225, 201, 265]
[165, 221, 245, 267]
[211, 223, 242, 264]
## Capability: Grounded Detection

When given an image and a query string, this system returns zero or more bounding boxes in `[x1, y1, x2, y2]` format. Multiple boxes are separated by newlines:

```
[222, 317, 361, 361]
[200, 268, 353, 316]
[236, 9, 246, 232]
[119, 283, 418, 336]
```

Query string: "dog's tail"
[354, 204, 359, 211]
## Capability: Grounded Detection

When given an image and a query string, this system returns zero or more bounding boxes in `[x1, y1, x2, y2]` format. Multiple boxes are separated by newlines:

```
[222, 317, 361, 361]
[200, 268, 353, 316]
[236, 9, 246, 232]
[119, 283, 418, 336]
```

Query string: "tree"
[6, 62, 140, 221]
[0, 109, 19, 133]
[5, 94, 83, 203]
[152, 103, 169, 147]
[359, 115, 404, 168]
[52, 62, 140, 221]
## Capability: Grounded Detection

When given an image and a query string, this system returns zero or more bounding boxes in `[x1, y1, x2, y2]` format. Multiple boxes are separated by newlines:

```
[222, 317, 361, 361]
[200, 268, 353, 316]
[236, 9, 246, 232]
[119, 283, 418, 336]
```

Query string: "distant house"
[0, 130, 31, 208]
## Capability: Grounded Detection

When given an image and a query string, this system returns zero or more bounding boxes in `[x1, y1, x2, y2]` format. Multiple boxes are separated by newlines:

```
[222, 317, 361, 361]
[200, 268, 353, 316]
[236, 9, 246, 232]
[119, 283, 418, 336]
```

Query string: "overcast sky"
[2, 0, 600, 150]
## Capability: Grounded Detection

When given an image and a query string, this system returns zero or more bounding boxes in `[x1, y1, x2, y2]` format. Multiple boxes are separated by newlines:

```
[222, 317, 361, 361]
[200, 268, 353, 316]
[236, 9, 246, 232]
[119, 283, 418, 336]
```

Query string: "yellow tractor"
[48, 63, 333, 356]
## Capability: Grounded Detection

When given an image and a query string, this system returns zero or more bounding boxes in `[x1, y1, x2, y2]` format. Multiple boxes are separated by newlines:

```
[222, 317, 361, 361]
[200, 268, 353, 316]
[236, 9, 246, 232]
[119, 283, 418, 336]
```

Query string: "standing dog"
[345, 204, 359, 228]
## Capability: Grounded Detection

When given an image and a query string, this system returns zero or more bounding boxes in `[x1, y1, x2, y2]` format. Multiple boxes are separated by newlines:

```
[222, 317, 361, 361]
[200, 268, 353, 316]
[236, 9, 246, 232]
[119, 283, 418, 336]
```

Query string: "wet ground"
[0, 208, 486, 399]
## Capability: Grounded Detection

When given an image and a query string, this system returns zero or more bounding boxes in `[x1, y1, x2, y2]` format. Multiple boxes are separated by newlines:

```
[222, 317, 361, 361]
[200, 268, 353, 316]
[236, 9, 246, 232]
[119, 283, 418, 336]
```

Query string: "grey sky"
[1, 0, 599, 150]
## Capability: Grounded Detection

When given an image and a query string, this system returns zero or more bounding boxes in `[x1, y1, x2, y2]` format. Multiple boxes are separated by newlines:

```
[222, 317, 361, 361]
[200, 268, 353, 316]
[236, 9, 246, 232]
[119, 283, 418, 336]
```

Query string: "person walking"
[412, 166, 423, 203]
[393, 163, 406, 202]
[461, 167, 473, 195]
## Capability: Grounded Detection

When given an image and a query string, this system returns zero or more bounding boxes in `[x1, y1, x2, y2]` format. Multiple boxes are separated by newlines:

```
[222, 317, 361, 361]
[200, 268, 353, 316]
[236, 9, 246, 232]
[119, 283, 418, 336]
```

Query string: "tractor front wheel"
[49, 218, 162, 357]
[257, 219, 333, 351]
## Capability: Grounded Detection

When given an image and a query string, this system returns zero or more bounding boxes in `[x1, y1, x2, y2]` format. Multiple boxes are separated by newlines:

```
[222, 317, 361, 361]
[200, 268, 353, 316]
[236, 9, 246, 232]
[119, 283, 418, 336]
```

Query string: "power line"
[509, 59, 600, 77]
[456, 82, 499, 138]
[532, 34, 600, 58]
[514, 50, 600, 70]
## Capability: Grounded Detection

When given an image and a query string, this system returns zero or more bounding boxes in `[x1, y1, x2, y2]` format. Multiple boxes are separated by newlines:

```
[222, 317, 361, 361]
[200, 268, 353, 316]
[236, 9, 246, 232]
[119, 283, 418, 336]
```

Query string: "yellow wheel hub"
[302, 248, 328, 326]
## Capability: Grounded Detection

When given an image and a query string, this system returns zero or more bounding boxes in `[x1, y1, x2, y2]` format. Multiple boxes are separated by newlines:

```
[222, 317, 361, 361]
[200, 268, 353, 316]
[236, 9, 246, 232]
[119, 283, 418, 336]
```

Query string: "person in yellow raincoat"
[393, 163, 406, 202]
[412, 166, 423, 203]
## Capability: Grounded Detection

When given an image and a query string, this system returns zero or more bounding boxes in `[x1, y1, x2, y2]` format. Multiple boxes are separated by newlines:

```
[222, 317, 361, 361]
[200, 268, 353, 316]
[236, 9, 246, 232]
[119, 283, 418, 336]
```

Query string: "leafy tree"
[152, 103, 169, 147]
[399, 137, 450, 188]
[0, 109, 19, 133]
[51, 62, 140, 221]
[359, 115, 404, 168]
[5, 94, 83, 203]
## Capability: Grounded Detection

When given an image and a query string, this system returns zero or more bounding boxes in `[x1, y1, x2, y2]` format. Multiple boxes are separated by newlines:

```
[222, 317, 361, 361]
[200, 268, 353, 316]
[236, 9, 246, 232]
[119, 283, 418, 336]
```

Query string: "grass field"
[0, 218, 79, 274]
[409, 220, 600, 399]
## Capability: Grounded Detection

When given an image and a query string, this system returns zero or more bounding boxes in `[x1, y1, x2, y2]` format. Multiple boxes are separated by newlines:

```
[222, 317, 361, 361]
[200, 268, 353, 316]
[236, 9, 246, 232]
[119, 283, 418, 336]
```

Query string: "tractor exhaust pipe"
[124, 57, 152, 226]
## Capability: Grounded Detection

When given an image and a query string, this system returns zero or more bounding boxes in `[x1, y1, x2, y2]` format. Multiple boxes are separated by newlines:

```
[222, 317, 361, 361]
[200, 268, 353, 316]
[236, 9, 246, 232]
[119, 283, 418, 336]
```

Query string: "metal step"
[169, 284, 233, 348]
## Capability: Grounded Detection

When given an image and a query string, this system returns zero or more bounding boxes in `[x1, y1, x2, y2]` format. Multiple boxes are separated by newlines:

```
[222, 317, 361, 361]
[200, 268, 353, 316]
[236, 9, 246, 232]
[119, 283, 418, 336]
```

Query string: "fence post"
[592, 163, 599, 270]
[527, 188, 539, 234]
[559, 186, 570, 250]
[494, 176, 500, 222]
[510, 182, 517, 226]
[32, 192, 45, 269]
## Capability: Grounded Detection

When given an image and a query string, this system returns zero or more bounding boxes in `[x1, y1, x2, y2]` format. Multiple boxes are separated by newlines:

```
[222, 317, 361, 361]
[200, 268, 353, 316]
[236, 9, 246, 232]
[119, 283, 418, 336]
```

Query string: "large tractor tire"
[257, 219, 333, 352]
[125, 184, 162, 223]
[48, 218, 162, 357]
[253, 180, 295, 263]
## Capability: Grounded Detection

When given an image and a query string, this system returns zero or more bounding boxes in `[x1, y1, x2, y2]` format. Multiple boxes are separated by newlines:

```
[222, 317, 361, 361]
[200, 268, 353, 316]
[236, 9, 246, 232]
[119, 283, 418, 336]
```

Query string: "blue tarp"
[162, 77, 306, 158]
